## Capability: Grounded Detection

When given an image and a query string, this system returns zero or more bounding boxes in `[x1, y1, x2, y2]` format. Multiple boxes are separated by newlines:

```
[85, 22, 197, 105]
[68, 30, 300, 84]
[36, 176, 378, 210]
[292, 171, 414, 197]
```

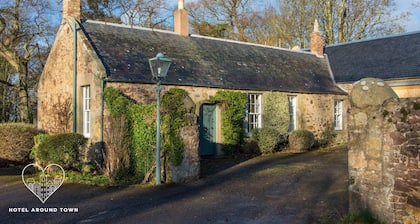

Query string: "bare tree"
[187, 0, 256, 41]
[0, 0, 57, 123]
[82, 0, 122, 23]
[117, 0, 169, 28]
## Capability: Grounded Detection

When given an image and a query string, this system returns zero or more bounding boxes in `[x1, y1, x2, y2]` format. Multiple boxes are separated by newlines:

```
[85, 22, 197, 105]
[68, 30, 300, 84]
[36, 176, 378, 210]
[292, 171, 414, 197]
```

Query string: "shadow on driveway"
[1, 149, 349, 224]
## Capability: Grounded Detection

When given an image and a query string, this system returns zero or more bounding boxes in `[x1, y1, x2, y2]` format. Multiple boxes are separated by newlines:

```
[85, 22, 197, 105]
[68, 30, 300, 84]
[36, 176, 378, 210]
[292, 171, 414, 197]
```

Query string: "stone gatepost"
[168, 113, 200, 183]
[348, 78, 420, 223]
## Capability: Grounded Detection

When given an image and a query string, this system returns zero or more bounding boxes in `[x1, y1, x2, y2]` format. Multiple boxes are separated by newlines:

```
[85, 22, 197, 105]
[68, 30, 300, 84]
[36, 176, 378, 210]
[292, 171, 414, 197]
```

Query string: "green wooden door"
[199, 104, 217, 155]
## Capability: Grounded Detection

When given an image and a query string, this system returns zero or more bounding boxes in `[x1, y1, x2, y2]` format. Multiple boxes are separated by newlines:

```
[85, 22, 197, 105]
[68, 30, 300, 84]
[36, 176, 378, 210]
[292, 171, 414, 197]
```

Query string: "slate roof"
[325, 31, 420, 83]
[81, 20, 345, 94]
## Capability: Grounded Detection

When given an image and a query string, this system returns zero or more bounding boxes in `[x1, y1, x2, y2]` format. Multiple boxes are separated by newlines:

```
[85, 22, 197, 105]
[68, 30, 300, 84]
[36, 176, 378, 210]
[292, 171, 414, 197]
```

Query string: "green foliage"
[161, 88, 189, 166]
[66, 171, 110, 186]
[103, 87, 190, 183]
[339, 211, 382, 224]
[104, 87, 132, 115]
[251, 128, 284, 154]
[210, 91, 247, 154]
[289, 129, 315, 151]
[0, 123, 39, 164]
[129, 103, 156, 180]
[32, 133, 87, 169]
[262, 92, 290, 134]
[317, 126, 337, 147]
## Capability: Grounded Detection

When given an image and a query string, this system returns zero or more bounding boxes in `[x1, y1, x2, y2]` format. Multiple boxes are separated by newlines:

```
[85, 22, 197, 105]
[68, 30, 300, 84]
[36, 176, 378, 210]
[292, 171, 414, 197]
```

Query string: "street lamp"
[149, 52, 171, 185]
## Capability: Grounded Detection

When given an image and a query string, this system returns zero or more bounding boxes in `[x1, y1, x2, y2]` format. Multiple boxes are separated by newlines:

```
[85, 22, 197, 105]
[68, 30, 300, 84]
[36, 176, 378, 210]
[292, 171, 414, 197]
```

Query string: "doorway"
[199, 104, 217, 156]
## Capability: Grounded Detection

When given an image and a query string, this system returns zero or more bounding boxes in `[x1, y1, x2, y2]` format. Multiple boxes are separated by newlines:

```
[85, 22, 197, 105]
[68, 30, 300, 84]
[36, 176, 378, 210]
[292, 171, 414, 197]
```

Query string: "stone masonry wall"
[348, 78, 420, 224]
[108, 83, 349, 145]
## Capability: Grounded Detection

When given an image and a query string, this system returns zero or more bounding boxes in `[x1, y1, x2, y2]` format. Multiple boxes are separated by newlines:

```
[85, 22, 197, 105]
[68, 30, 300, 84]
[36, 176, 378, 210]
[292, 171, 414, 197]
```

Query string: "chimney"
[310, 20, 324, 57]
[63, 0, 81, 21]
[174, 0, 189, 36]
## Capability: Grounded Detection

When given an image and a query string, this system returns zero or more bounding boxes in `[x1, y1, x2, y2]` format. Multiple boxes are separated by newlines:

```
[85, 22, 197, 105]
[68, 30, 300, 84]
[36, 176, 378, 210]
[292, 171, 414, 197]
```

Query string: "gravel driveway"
[1, 148, 348, 224]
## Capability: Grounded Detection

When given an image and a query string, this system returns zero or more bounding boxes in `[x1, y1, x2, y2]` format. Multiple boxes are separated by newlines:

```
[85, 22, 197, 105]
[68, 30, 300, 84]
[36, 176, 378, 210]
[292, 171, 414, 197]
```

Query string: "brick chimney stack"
[310, 20, 324, 57]
[63, 0, 81, 21]
[174, 0, 189, 36]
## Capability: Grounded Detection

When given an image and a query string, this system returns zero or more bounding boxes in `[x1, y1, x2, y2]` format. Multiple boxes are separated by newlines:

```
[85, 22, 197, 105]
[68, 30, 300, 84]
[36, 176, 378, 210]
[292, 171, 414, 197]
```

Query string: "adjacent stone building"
[325, 32, 420, 97]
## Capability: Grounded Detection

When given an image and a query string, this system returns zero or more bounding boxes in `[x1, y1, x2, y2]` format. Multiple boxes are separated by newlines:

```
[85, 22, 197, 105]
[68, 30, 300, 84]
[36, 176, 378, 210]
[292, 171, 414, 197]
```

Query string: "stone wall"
[299, 93, 348, 144]
[38, 19, 105, 144]
[107, 82, 349, 146]
[348, 78, 420, 224]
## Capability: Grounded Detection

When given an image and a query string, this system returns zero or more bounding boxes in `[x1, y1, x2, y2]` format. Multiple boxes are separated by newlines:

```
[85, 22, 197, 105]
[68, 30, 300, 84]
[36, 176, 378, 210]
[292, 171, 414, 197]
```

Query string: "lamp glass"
[149, 53, 171, 80]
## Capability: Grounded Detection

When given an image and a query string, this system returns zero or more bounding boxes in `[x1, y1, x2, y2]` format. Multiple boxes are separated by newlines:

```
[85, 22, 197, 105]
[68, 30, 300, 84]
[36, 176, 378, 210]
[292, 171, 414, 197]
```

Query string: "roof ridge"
[326, 30, 420, 48]
[84, 19, 319, 57]
[84, 20, 178, 35]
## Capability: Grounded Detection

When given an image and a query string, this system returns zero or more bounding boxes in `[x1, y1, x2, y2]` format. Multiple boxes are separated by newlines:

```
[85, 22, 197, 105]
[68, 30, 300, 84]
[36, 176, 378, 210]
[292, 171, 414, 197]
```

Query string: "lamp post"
[149, 53, 171, 185]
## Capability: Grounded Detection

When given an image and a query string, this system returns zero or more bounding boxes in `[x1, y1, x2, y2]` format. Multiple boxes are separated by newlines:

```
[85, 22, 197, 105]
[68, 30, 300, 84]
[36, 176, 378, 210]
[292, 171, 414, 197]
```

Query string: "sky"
[394, 0, 420, 32]
[44, 0, 420, 33]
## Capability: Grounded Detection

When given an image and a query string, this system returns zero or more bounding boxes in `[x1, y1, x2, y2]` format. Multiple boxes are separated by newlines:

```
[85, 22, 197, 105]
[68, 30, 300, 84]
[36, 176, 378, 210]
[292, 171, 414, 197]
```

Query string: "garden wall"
[348, 78, 420, 224]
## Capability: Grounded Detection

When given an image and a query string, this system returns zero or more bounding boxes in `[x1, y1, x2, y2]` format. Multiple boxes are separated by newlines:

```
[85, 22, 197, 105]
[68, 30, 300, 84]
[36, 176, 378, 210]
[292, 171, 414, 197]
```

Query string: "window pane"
[334, 101, 343, 130]
[247, 94, 262, 133]
[83, 86, 91, 137]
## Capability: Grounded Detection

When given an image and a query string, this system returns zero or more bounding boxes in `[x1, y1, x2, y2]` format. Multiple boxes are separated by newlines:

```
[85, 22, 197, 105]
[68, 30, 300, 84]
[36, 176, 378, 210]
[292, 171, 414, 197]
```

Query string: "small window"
[246, 93, 262, 133]
[334, 100, 343, 130]
[288, 96, 297, 132]
[83, 86, 91, 138]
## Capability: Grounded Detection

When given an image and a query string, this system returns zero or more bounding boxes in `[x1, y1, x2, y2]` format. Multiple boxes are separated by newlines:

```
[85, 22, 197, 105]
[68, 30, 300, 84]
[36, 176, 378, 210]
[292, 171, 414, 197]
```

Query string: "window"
[334, 100, 343, 130]
[247, 94, 262, 133]
[83, 86, 91, 138]
[288, 96, 297, 132]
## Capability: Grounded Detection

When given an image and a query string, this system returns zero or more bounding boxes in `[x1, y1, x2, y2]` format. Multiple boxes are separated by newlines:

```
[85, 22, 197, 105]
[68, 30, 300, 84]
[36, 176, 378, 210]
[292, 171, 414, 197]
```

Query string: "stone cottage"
[325, 31, 420, 98]
[37, 0, 347, 159]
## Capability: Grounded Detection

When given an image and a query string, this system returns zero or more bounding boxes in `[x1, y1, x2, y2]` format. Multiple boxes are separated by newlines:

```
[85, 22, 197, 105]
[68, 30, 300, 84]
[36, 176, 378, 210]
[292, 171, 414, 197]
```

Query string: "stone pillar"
[348, 77, 420, 223]
[169, 114, 200, 183]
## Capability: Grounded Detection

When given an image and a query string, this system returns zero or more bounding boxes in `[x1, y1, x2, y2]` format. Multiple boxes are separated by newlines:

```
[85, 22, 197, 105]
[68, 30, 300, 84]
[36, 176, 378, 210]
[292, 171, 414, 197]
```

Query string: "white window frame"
[288, 96, 297, 132]
[247, 93, 262, 134]
[334, 100, 343, 130]
[83, 86, 91, 138]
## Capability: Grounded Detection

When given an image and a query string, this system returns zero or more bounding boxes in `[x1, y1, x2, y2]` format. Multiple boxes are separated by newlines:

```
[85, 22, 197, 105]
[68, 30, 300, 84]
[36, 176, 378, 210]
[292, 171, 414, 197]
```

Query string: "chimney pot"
[310, 20, 324, 57]
[174, 0, 189, 36]
[63, 0, 81, 21]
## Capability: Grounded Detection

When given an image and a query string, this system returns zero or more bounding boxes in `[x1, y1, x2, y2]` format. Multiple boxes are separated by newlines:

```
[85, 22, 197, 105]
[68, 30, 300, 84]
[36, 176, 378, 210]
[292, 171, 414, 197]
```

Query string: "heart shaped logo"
[21, 163, 65, 204]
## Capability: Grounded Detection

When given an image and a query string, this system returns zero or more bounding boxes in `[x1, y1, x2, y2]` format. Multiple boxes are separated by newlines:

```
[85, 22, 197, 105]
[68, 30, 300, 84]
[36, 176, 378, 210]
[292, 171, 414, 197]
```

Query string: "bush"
[288, 129, 315, 152]
[262, 92, 290, 134]
[252, 128, 284, 154]
[317, 126, 337, 147]
[0, 123, 39, 165]
[31, 133, 87, 169]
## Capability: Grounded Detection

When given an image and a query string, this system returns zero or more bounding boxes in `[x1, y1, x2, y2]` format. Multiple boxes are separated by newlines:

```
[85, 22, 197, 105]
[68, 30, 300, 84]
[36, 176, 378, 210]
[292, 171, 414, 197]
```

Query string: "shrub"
[252, 128, 283, 154]
[31, 133, 87, 169]
[288, 129, 315, 152]
[0, 123, 39, 165]
[317, 126, 337, 147]
[262, 92, 290, 134]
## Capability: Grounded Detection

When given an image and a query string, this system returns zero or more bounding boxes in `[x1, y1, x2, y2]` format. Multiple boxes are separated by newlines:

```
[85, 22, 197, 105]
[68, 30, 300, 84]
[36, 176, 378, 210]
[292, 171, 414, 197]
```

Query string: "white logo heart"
[21, 163, 65, 204]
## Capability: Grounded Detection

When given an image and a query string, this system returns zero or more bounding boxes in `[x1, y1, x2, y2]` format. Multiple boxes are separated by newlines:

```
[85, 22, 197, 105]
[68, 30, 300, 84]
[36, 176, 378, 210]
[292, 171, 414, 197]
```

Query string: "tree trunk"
[337, 0, 347, 43]
[18, 63, 30, 123]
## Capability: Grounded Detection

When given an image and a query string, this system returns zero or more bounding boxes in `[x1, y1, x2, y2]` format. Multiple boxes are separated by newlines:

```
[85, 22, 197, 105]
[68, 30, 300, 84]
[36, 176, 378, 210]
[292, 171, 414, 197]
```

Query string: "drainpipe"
[100, 78, 105, 144]
[71, 20, 77, 133]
